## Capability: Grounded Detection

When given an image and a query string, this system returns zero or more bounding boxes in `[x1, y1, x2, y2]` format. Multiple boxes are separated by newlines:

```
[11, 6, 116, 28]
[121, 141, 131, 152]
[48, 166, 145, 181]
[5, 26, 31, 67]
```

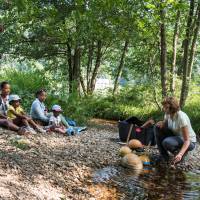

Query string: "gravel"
[0, 122, 199, 200]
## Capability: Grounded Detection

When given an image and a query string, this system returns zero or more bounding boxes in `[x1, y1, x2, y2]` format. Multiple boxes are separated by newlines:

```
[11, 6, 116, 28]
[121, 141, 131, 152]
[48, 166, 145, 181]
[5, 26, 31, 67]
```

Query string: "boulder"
[128, 139, 143, 149]
[121, 153, 143, 170]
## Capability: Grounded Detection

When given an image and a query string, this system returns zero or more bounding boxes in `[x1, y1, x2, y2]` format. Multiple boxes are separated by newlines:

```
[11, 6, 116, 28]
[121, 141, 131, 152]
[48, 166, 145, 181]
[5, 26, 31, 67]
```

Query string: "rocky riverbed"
[0, 121, 200, 200]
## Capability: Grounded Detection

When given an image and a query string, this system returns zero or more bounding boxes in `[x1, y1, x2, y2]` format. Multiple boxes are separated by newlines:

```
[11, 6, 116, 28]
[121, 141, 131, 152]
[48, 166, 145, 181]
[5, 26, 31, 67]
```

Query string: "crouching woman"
[154, 97, 196, 164]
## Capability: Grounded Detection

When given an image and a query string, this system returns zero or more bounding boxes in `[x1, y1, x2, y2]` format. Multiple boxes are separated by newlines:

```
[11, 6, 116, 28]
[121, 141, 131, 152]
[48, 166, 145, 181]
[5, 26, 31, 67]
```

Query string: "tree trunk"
[86, 41, 94, 93]
[113, 40, 129, 95]
[170, 6, 181, 95]
[160, 1, 168, 98]
[67, 42, 81, 94]
[149, 50, 162, 111]
[187, 3, 200, 79]
[180, 0, 195, 108]
[73, 45, 81, 93]
[80, 73, 87, 96]
[67, 42, 73, 93]
[184, 3, 200, 100]
[90, 40, 102, 93]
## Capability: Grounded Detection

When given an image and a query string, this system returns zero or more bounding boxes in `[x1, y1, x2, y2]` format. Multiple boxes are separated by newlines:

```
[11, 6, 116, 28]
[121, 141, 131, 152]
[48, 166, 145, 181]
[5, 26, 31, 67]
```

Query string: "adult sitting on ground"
[30, 89, 49, 125]
[154, 97, 196, 164]
[0, 81, 27, 134]
[30, 89, 70, 127]
[30, 89, 86, 135]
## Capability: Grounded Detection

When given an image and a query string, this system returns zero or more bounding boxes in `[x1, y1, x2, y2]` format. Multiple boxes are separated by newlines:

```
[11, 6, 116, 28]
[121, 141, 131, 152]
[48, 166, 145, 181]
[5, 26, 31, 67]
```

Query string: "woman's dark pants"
[154, 126, 195, 161]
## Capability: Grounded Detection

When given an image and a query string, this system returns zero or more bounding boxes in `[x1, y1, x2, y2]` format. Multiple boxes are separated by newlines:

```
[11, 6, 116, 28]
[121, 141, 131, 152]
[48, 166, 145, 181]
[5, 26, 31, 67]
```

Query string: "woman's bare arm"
[174, 126, 190, 163]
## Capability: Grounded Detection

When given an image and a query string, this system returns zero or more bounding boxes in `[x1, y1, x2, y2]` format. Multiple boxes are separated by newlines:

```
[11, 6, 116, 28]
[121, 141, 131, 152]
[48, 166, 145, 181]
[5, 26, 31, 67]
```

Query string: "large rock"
[128, 139, 143, 149]
[121, 153, 143, 170]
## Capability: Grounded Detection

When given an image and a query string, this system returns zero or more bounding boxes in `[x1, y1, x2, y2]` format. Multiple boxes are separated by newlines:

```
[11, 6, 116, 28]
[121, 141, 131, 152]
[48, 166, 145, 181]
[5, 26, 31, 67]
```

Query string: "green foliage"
[10, 138, 30, 150]
[0, 68, 50, 112]
[0, 0, 200, 133]
[183, 88, 200, 134]
[0, 68, 200, 134]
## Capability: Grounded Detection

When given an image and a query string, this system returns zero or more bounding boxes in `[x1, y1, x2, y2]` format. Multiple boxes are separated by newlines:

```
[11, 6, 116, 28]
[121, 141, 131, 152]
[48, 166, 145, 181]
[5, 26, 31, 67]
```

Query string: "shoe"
[37, 127, 46, 133]
[76, 126, 87, 132]
[18, 127, 31, 135]
[26, 126, 37, 134]
[117, 141, 127, 145]
[66, 127, 75, 136]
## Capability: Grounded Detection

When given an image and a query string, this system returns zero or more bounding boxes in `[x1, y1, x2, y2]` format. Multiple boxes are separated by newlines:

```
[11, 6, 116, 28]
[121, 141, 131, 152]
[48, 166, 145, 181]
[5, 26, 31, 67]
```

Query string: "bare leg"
[0, 119, 20, 132]
[26, 118, 46, 133]
[21, 119, 30, 127]
[27, 119, 40, 129]
[7, 121, 20, 131]
[54, 127, 66, 135]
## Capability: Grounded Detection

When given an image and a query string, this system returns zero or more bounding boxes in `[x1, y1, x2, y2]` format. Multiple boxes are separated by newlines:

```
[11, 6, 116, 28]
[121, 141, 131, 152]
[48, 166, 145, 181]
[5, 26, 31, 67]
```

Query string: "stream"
[91, 165, 200, 200]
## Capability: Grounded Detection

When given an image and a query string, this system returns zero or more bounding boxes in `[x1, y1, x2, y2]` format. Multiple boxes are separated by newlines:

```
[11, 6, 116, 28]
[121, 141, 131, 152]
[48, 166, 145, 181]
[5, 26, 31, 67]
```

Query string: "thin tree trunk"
[67, 42, 73, 93]
[72, 45, 81, 93]
[86, 41, 94, 93]
[149, 51, 162, 111]
[80, 73, 87, 96]
[188, 3, 200, 79]
[170, 6, 181, 95]
[113, 40, 129, 95]
[90, 40, 102, 93]
[180, 0, 195, 108]
[184, 3, 200, 100]
[160, 1, 168, 98]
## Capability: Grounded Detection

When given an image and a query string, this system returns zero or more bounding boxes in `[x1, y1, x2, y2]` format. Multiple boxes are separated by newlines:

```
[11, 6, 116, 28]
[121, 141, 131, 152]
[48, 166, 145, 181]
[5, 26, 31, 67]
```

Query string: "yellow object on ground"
[139, 155, 151, 165]
[119, 146, 132, 157]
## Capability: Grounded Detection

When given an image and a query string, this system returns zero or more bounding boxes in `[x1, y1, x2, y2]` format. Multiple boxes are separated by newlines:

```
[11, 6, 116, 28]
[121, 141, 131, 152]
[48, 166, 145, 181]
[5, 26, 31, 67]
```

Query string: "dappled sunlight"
[27, 179, 65, 200]
[88, 184, 119, 200]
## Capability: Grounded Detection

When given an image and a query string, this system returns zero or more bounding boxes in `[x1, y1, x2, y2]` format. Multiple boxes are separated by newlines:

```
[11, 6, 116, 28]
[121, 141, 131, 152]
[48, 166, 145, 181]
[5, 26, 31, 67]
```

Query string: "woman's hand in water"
[174, 153, 183, 163]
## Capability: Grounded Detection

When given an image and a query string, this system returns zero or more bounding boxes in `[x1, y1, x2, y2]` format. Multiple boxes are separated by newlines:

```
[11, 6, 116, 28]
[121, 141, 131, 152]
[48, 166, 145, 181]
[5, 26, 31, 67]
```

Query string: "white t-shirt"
[49, 115, 62, 126]
[164, 111, 196, 142]
[0, 95, 9, 116]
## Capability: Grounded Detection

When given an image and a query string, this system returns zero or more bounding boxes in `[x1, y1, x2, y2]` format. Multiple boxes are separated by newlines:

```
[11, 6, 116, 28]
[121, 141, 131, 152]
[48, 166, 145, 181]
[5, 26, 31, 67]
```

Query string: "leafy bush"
[0, 69, 51, 112]
[0, 68, 200, 134]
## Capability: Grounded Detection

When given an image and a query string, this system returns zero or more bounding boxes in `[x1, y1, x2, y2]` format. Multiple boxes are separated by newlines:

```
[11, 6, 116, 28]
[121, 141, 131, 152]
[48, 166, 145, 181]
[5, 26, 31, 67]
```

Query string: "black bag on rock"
[118, 116, 156, 146]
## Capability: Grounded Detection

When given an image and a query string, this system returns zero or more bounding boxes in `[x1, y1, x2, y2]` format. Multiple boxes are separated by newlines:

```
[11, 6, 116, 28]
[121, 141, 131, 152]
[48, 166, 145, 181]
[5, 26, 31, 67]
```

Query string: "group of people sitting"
[0, 81, 78, 135]
[0, 81, 197, 164]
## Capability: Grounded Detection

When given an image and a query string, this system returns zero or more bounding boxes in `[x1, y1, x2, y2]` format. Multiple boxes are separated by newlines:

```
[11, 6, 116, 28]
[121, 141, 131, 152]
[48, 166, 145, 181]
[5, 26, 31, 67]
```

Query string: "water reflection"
[121, 165, 200, 200]
[93, 166, 118, 183]
[92, 165, 200, 200]
[139, 166, 187, 200]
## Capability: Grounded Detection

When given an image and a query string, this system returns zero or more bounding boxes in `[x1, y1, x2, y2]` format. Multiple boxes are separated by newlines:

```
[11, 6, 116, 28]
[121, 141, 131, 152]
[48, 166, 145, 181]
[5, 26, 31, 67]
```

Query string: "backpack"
[118, 116, 156, 146]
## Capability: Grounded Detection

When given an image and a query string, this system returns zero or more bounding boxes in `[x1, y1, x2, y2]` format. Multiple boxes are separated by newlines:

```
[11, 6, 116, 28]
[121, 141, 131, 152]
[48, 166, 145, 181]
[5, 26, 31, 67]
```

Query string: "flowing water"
[91, 165, 200, 200]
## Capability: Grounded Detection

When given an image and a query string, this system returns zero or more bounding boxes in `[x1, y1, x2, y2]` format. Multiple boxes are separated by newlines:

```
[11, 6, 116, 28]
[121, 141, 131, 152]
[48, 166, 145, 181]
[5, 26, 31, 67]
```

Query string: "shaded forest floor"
[0, 121, 121, 200]
[0, 120, 200, 200]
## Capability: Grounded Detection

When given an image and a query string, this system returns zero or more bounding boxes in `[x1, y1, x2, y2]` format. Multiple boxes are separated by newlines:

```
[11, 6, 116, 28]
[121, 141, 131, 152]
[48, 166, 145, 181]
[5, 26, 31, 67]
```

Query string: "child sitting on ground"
[47, 105, 75, 135]
[7, 95, 46, 134]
